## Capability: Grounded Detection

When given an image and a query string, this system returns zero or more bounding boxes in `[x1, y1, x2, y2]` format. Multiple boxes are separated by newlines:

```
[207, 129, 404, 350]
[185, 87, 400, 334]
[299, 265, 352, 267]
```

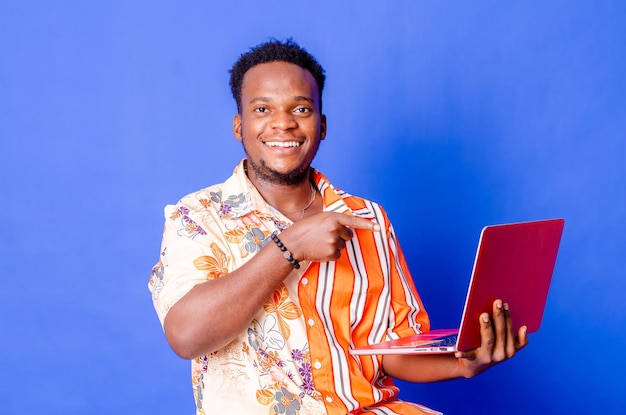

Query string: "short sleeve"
[148, 202, 231, 326]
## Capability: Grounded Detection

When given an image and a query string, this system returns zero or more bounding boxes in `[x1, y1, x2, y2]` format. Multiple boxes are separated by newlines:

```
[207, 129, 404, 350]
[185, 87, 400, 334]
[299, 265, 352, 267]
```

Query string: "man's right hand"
[279, 212, 381, 263]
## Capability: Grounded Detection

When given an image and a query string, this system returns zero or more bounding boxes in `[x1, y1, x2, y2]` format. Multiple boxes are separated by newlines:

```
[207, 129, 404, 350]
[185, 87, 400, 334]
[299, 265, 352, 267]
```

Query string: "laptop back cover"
[456, 218, 565, 351]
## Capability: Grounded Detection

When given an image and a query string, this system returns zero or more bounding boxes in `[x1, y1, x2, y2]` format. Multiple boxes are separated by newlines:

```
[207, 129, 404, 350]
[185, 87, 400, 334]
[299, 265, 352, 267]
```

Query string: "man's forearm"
[382, 353, 467, 383]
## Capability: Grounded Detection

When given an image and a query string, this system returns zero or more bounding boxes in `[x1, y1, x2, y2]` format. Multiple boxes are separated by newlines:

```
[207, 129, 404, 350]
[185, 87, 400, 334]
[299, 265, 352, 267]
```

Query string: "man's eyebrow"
[293, 96, 314, 103]
[248, 96, 314, 105]
[248, 97, 271, 105]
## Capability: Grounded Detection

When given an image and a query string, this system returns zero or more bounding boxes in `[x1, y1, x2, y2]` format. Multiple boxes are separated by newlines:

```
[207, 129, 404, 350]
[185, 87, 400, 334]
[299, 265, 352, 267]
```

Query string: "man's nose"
[270, 110, 297, 130]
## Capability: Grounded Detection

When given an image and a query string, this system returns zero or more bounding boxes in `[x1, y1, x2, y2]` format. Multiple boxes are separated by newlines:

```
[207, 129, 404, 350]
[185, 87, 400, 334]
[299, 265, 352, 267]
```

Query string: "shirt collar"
[218, 159, 374, 220]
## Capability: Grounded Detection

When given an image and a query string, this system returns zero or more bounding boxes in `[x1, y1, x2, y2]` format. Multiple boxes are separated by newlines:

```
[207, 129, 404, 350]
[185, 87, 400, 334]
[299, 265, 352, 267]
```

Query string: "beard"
[242, 139, 320, 186]
[246, 155, 310, 186]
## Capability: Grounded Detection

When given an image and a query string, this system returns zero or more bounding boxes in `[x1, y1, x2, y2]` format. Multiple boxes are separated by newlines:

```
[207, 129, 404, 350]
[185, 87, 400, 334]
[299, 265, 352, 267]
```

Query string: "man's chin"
[249, 160, 309, 186]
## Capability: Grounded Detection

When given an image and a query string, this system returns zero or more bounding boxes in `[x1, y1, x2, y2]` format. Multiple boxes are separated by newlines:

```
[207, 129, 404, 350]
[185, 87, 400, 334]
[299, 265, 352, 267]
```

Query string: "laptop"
[350, 218, 565, 355]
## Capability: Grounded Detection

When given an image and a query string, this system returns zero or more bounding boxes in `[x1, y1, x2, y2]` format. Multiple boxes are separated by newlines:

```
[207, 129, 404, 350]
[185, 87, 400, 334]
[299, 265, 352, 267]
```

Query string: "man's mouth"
[264, 141, 302, 148]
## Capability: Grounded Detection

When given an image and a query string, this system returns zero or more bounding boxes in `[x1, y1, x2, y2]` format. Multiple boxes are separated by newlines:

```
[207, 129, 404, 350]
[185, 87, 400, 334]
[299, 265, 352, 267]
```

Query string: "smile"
[264, 141, 301, 148]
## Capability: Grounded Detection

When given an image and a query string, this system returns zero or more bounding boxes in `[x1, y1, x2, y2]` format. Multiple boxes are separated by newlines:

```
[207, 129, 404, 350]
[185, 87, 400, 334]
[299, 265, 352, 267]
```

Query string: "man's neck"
[247, 168, 321, 221]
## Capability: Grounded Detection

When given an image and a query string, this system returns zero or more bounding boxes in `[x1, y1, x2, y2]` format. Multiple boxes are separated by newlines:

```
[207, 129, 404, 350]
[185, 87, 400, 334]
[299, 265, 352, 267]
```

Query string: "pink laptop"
[350, 218, 565, 355]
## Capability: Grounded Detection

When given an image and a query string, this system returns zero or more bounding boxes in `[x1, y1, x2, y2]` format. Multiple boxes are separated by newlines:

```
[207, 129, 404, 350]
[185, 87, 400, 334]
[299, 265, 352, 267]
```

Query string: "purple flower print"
[291, 349, 304, 362]
[219, 204, 232, 215]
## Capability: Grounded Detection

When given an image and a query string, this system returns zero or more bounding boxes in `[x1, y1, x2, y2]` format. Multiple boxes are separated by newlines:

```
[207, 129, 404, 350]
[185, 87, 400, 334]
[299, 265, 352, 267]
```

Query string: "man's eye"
[254, 107, 268, 113]
[295, 107, 311, 113]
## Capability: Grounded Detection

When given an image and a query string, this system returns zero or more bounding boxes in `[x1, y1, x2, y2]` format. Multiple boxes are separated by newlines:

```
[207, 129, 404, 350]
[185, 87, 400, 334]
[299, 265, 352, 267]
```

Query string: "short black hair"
[229, 38, 326, 113]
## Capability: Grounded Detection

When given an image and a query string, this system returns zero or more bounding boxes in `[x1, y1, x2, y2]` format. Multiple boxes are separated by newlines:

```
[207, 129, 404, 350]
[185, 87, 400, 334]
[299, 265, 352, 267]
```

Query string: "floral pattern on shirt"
[210, 190, 254, 219]
[273, 386, 301, 415]
[148, 260, 165, 300]
[184, 204, 318, 413]
[191, 355, 208, 415]
[264, 283, 302, 341]
[219, 220, 272, 259]
[170, 206, 207, 238]
[244, 227, 269, 254]
[193, 243, 229, 280]
[246, 312, 323, 412]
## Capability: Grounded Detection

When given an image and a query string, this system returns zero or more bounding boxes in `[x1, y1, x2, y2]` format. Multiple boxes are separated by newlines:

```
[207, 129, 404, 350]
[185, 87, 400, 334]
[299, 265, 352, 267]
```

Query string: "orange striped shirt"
[149, 160, 440, 415]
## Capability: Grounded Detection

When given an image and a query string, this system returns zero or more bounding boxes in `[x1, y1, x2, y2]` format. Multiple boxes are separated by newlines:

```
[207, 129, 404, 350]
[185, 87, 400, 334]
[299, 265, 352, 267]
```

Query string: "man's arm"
[163, 236, 295, 359]
[382, 299, 529, 382]
[163, 212, 381, 359]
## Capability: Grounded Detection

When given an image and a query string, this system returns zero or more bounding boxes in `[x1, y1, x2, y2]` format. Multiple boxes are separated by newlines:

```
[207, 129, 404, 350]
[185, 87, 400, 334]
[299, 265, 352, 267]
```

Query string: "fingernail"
[496, 300, 502, 309]
[482, 314, 490, 323]
[503, 303, 509, 311]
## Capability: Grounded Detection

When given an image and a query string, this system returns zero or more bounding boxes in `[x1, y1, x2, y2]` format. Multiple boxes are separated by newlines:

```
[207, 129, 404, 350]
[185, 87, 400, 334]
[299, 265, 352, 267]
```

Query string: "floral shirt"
[149, 160, 441, 415]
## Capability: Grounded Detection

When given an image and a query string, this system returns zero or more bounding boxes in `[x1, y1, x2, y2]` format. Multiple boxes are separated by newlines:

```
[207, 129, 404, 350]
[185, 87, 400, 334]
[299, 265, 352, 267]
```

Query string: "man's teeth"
[265, 141, 301, 148]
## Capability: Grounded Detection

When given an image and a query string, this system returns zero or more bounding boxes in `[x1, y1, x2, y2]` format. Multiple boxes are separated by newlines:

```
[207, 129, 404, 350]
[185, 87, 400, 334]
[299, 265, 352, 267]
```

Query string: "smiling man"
[149, 39, 527, 415]
[235, 60, 325, 188]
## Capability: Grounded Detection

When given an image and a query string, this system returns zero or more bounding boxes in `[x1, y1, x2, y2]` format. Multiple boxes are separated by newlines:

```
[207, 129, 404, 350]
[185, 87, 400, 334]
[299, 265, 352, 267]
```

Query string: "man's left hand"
[454, 299, 529, 378]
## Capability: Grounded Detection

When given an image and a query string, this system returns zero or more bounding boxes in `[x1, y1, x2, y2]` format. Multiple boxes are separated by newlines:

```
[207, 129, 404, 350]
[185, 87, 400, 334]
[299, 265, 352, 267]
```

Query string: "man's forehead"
[240, 61, 320, 100]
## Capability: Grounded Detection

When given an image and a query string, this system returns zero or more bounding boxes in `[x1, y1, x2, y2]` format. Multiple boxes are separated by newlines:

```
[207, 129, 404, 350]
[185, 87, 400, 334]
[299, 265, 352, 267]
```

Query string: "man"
[149, 39, 528, 415]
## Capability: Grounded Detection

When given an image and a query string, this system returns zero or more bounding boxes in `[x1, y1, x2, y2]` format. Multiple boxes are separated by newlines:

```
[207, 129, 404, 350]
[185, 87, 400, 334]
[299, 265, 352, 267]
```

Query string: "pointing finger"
[336, 214, 381, 232]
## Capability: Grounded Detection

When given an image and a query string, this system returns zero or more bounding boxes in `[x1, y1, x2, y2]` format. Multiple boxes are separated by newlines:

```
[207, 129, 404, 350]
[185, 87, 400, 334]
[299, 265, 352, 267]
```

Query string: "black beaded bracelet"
[270, 231, 300, 269]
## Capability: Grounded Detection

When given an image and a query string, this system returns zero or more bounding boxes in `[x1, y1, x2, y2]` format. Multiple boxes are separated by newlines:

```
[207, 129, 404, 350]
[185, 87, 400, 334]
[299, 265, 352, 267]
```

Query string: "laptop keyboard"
[433, 334, 458, 346]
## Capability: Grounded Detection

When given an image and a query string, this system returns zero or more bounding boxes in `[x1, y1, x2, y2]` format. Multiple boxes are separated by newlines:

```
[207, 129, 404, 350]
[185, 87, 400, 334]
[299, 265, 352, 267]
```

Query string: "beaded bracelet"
[270, 231, 300, 269]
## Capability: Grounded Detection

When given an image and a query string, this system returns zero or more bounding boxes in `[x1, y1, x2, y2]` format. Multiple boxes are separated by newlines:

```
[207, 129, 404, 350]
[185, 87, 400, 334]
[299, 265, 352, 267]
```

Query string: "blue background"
[1, 1, 625, 414]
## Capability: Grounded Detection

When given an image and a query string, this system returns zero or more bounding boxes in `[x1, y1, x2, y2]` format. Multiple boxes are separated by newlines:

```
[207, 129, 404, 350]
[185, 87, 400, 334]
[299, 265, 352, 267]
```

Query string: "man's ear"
[233, 114, 242, 141]
[320, 114, 327, 141]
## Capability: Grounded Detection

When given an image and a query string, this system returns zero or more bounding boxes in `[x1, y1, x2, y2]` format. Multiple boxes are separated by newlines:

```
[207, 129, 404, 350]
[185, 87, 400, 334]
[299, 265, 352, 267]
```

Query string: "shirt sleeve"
[148, 202, 231, 327]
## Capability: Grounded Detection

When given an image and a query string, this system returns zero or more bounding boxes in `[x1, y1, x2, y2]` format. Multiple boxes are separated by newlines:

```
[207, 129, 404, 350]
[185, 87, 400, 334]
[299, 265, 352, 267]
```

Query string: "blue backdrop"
[2, 1, 625, 414]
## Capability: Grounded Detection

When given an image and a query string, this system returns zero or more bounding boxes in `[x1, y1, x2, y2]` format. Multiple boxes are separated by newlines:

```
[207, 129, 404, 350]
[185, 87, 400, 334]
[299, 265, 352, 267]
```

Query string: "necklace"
[281, 183, 317, 218]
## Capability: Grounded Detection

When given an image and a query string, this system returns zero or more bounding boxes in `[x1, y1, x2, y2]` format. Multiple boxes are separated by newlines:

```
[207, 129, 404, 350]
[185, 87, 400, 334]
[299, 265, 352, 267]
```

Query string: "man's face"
[233, 61, 326, 186]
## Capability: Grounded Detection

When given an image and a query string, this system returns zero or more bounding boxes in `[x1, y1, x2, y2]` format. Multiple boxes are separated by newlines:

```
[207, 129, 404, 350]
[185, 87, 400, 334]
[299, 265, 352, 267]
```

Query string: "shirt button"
[325, 396, 333, 403]
[308, 318, 315, 326]
[301, 277, 308, 285]
[314, 361, 322, 370]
